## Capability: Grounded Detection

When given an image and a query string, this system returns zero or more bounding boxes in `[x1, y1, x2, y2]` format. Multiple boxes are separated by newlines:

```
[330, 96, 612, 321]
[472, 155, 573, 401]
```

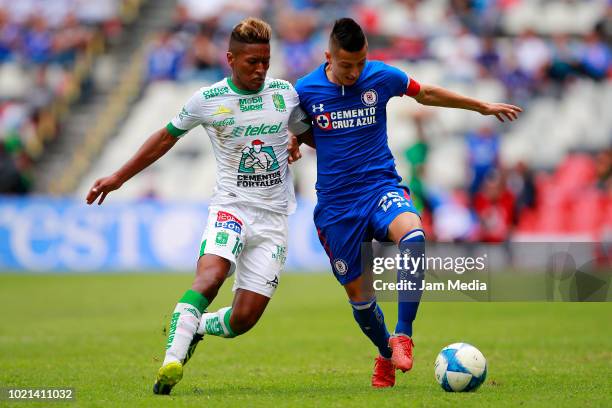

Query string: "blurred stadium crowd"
[2, 0, 611, 242]
[145, 0, 612, 86]
[0, 0, 141, 193]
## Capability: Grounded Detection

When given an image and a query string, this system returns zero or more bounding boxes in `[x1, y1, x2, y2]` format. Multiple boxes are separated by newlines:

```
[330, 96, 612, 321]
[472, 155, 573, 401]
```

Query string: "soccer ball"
[434, 343, 487, 392]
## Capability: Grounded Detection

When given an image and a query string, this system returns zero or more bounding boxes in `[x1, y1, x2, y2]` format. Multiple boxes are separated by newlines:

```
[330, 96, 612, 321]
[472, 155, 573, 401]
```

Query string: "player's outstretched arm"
[411, 84, 523, 122]
[86, 127, 179, 205]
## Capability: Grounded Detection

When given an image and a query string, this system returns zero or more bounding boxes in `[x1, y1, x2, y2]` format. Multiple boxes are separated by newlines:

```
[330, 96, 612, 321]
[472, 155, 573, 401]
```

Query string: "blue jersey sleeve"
[380, 62, 409, 97]
[294, 78, 303, 99]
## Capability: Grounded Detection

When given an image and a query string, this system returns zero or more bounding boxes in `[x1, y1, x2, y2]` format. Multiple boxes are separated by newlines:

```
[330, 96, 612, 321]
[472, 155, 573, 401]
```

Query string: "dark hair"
[330, 18, 366, 52]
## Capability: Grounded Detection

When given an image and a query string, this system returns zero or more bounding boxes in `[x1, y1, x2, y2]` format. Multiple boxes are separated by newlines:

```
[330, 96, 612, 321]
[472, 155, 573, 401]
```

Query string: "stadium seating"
[0, 0, 145, 193]
[3, 0, 608, 241]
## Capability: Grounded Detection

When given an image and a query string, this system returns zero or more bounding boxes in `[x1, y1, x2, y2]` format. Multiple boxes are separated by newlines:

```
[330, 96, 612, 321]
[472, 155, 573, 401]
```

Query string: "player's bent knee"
[388, 212, 423, 244]
[400, 211, 422, 231]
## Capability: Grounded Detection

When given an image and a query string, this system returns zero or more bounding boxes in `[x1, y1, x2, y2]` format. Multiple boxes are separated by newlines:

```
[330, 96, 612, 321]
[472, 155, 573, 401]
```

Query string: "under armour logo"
[312, 103, 324, 113]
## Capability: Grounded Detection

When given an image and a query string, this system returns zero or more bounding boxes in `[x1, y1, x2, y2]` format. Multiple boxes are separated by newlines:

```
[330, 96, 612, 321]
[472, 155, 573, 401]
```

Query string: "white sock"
[197, 307, 235, 338]
[163, 303, 202, 366]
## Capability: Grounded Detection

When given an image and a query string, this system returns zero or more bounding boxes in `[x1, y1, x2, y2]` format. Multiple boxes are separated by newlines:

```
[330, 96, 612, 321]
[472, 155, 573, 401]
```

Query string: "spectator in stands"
[383, 0, 429, 61]
[473, 170, 515, 242]
[579, 30, 611, 81]
[466, 125, 500, 197]
[53, 12, 93, 67]
[498, 55, 534, 104]
[0, 144, 29, 194]
[477, 36, 501, 77]
[403, 112, 430, 212]
[514, 28, 551, 84]
[431, 190, 477, 242]
[276, 8, 319, 82]
[595, 1, 612, 46]
[182, 26, 222, 82]
[0, 9, 19, 63]
[0, 100, 35, 151]
[547, 33, 580, 84]
[146, 29, 184, 82]
[23, 15, 54, 64]
[507, 161, 536, 224]
[595, 148, 612, 192]
[434, 27, 480, 82]
[450, 0, 479, 34]
[450, 0, 501, 35]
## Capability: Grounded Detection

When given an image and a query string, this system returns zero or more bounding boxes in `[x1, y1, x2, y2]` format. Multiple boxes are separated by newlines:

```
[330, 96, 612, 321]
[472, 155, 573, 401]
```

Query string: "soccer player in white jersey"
[85, 18, 309, 395]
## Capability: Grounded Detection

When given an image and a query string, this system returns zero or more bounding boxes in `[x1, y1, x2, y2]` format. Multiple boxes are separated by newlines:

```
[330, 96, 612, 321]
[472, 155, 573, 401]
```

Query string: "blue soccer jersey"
[296, 61, 420, 283]
[295, 60, 414, 204]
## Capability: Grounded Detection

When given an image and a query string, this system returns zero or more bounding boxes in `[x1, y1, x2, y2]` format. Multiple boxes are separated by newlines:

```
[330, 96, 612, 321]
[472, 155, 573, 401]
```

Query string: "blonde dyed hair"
[230, 17, 271, 47]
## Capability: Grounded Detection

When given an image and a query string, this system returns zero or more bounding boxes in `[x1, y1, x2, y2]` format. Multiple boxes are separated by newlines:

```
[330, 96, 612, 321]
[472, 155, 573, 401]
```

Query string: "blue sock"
[395, 229, 425, 337]
[350, 299, 392, 358]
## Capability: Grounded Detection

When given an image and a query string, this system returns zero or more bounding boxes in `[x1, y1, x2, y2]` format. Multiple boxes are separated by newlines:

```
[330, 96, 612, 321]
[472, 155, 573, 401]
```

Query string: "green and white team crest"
[215, 231, 229, 246]
[238, 139, 279, 173]
[272, 93, 286, 112]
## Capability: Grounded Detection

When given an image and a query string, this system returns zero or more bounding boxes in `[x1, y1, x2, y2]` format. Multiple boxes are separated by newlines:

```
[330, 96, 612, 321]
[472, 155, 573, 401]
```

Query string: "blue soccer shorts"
[314, 185, 420, 285]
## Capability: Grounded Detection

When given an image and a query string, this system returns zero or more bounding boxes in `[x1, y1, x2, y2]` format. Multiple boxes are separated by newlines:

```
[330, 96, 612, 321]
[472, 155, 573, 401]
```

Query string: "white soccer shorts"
[199, 204, 288, 298]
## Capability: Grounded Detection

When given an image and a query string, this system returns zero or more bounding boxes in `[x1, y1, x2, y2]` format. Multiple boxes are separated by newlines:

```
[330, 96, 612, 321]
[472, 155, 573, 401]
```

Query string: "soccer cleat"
[153, 361, 183, 395]
[183, 333, 203, 366]
[389, 334, 414, 372]
[372, 355, 395, 388]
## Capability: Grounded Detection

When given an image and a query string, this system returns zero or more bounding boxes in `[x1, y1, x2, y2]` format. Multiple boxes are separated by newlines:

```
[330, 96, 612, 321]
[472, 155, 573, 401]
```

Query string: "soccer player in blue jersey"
[294, 18, 521, 387]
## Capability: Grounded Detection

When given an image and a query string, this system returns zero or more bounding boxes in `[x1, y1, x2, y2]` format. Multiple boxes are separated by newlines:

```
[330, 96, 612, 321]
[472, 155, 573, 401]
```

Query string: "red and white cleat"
[371, 355, 395, 388]
[389, 334, 414, 372]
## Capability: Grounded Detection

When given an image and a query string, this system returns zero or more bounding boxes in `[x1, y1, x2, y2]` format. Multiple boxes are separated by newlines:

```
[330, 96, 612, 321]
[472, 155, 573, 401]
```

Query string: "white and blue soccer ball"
[434, 343, 487, 392]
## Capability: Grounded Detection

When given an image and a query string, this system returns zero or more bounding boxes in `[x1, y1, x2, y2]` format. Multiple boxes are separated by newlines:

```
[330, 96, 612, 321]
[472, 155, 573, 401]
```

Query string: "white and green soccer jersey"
[166, 77, 309, 215]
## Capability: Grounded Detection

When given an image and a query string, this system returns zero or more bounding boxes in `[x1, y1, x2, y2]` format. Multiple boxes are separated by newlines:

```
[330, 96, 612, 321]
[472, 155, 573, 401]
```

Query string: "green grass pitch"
[0, 273, 610, 407]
